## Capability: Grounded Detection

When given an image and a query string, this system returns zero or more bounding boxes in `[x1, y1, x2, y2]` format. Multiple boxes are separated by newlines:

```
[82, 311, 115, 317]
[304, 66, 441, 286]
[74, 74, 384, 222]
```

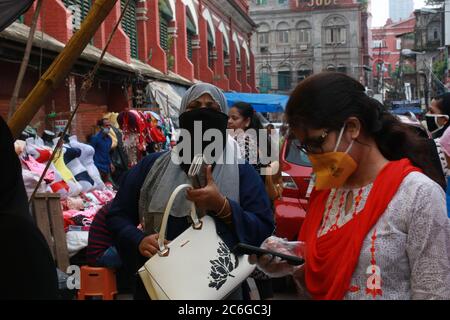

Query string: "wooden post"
[7, 0, 43, 120]
[7, 0, 119, 139]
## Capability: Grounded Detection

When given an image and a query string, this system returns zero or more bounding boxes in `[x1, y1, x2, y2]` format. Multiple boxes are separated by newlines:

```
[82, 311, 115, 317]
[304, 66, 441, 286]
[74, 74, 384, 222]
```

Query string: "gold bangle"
[219, 210, 232, 220]
[216, 196, 227, 216]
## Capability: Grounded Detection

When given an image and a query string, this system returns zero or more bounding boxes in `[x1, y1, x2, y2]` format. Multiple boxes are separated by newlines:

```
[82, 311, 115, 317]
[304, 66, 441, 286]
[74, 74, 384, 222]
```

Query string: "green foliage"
[433, 59, 447, 81]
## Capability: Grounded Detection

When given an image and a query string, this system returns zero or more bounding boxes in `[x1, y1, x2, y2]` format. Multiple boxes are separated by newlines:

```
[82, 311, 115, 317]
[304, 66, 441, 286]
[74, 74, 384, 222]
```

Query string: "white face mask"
[333, 124, 354, 154]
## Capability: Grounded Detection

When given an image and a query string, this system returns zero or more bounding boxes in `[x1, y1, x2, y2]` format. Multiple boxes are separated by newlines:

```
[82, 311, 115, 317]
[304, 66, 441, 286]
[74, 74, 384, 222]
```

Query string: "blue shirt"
[106, 152, 275, 273]
[90, 131, 112, 174]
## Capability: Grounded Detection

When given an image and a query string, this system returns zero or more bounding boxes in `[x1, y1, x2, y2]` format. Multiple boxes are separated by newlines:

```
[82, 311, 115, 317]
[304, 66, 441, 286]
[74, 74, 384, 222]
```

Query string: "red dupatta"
[298, 158, 421, 300]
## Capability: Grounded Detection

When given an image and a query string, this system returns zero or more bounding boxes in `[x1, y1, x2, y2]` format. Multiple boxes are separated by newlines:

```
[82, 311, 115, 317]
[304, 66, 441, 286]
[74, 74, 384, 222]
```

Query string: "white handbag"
[138, 184, 255, 300]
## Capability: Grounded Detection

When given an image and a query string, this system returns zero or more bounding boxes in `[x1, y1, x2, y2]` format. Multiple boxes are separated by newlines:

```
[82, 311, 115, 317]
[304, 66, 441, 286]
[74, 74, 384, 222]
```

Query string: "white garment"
[62, 145, 95, 193]
[435, 138, 450, 178]
[69, 136, 105, 190]
[66, 231, 89, 258]
[307, 172, 450, 300]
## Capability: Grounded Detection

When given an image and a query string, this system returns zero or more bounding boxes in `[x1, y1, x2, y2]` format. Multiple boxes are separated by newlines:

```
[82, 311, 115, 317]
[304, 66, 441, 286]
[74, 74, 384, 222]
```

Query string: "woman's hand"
[248, 254, 301, 278]
[138, 233, 169, 258]
[186, 165, 225, 213]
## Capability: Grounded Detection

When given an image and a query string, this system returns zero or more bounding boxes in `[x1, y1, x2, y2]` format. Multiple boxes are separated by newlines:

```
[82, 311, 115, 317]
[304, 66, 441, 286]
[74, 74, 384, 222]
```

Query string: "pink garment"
[92, 190, 114, 204]
[439, 127, 450, 157]
[81, 192, 102, 206]
[22, 156, 55, 182]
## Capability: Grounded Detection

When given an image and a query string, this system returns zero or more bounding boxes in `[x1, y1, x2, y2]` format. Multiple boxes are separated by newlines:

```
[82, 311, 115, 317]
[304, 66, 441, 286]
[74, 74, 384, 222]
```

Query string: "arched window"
[428, 22, 441, 42]
[258, 23, 270, 47]
[278, 65, 291, 91]
[159, 0, 174, 52]
[207, 26, 214, 69]
[277, 22, 290, 44]
[63, 0, 91, 31]
[121, 0, 138, 59]
[323, 16, 347, 45]
[296, 21, 311, 44]
[297, 65, 311, 82]
[259, 66, 271, 93]
[186, 9, 196, 61]
[223, 36, 230, 77]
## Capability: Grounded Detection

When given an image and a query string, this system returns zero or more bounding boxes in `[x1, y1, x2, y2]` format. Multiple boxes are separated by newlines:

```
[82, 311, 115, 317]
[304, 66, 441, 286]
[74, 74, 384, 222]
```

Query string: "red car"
[274, 136, 313, 241]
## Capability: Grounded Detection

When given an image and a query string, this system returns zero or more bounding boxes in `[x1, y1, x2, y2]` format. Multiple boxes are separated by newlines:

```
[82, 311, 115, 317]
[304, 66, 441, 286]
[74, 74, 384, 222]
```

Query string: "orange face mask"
[307, 126, 357, 190]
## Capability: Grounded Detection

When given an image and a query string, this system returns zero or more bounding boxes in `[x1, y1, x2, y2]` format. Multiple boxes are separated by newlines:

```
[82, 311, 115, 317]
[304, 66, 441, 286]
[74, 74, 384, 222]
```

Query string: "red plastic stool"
[77, 266, 117, 300]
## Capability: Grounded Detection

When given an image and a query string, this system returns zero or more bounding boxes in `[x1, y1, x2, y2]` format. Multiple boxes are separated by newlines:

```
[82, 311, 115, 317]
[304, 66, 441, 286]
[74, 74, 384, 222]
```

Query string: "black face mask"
[426, 114, 447, 138]
[178, 108, 228, 174]
[426, 116, 439, 133]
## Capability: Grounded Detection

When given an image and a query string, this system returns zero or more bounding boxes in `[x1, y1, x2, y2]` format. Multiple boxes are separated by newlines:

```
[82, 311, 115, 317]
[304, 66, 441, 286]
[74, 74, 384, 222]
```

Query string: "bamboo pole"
[8, 0, 118, 139]
[7, 0, 43, 120]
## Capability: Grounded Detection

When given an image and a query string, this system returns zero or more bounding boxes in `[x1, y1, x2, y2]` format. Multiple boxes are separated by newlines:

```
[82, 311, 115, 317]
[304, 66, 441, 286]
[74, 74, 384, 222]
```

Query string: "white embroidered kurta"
[303, 172, 450, 300]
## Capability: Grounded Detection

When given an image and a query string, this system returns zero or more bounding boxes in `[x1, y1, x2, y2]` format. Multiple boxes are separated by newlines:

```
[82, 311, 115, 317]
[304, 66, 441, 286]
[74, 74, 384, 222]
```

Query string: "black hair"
[433, 92, 450, 116]
[231, 102, 263, 131]
[266, 123, 275, 130]
[285, 72, 445, 189]
[97, 118, 108, 127]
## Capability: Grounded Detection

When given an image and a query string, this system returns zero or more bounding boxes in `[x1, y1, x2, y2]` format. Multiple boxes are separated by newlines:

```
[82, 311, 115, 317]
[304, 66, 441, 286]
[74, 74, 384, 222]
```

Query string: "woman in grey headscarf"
[106, 83, 274, 299]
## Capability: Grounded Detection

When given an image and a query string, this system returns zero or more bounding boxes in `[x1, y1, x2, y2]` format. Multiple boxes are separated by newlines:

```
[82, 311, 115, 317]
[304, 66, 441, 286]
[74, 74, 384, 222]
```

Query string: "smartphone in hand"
[232, 243, 304, 266]
[188, 154, 207, 189]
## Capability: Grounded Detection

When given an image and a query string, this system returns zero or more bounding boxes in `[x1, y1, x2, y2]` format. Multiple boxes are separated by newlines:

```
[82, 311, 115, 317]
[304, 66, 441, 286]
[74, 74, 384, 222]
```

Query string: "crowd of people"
[2, 71, 450, 300]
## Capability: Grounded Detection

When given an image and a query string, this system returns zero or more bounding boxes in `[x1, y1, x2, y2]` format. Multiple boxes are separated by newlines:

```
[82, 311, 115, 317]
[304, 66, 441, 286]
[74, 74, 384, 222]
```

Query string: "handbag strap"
[157, 184, 200, 253]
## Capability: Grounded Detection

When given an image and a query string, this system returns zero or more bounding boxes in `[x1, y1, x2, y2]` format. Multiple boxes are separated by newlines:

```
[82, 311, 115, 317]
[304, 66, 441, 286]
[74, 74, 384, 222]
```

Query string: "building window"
[298, 29, 310, 44]
[63, 0, 91, 31]
[277, 22, 290, 44]
[259, 32, 269, 45]
[278, 30, 289, 44]
[224, 37, 230, 78]
[259, 68, 271, 93]
[256, 0, 267, 5]
[121, 0, 138, 59]
[159, 1, 173, 52]
[325, 27, 346, 44]
[373, 40, 385, 48]
[297, 68, 311, 82]
[278, 70, 291, 90]
[337, 65, 347, 74]
[278, 0, 288, 4]
[159, 15, 169, 51]
[208, 27, 214, 69]
[396, 38, 402, 50]
[236, 47, 240, 65]
[324, 16, 347, 45]
[186, 10, 196, 61]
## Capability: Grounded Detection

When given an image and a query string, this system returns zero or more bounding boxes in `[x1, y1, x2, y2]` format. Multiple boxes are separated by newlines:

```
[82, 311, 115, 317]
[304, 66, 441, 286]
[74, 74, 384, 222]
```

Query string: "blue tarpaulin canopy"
[224, 92, 289, 113]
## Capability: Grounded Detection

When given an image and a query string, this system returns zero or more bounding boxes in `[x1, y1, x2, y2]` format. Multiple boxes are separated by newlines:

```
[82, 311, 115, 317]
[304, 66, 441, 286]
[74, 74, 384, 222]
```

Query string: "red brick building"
[0, 0, 257, 140]
[371, 16, 416, 85]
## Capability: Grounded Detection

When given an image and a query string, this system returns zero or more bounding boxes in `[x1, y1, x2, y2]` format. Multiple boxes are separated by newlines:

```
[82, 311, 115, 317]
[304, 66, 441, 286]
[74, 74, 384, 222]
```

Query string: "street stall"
[223, 92, 289, 113]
